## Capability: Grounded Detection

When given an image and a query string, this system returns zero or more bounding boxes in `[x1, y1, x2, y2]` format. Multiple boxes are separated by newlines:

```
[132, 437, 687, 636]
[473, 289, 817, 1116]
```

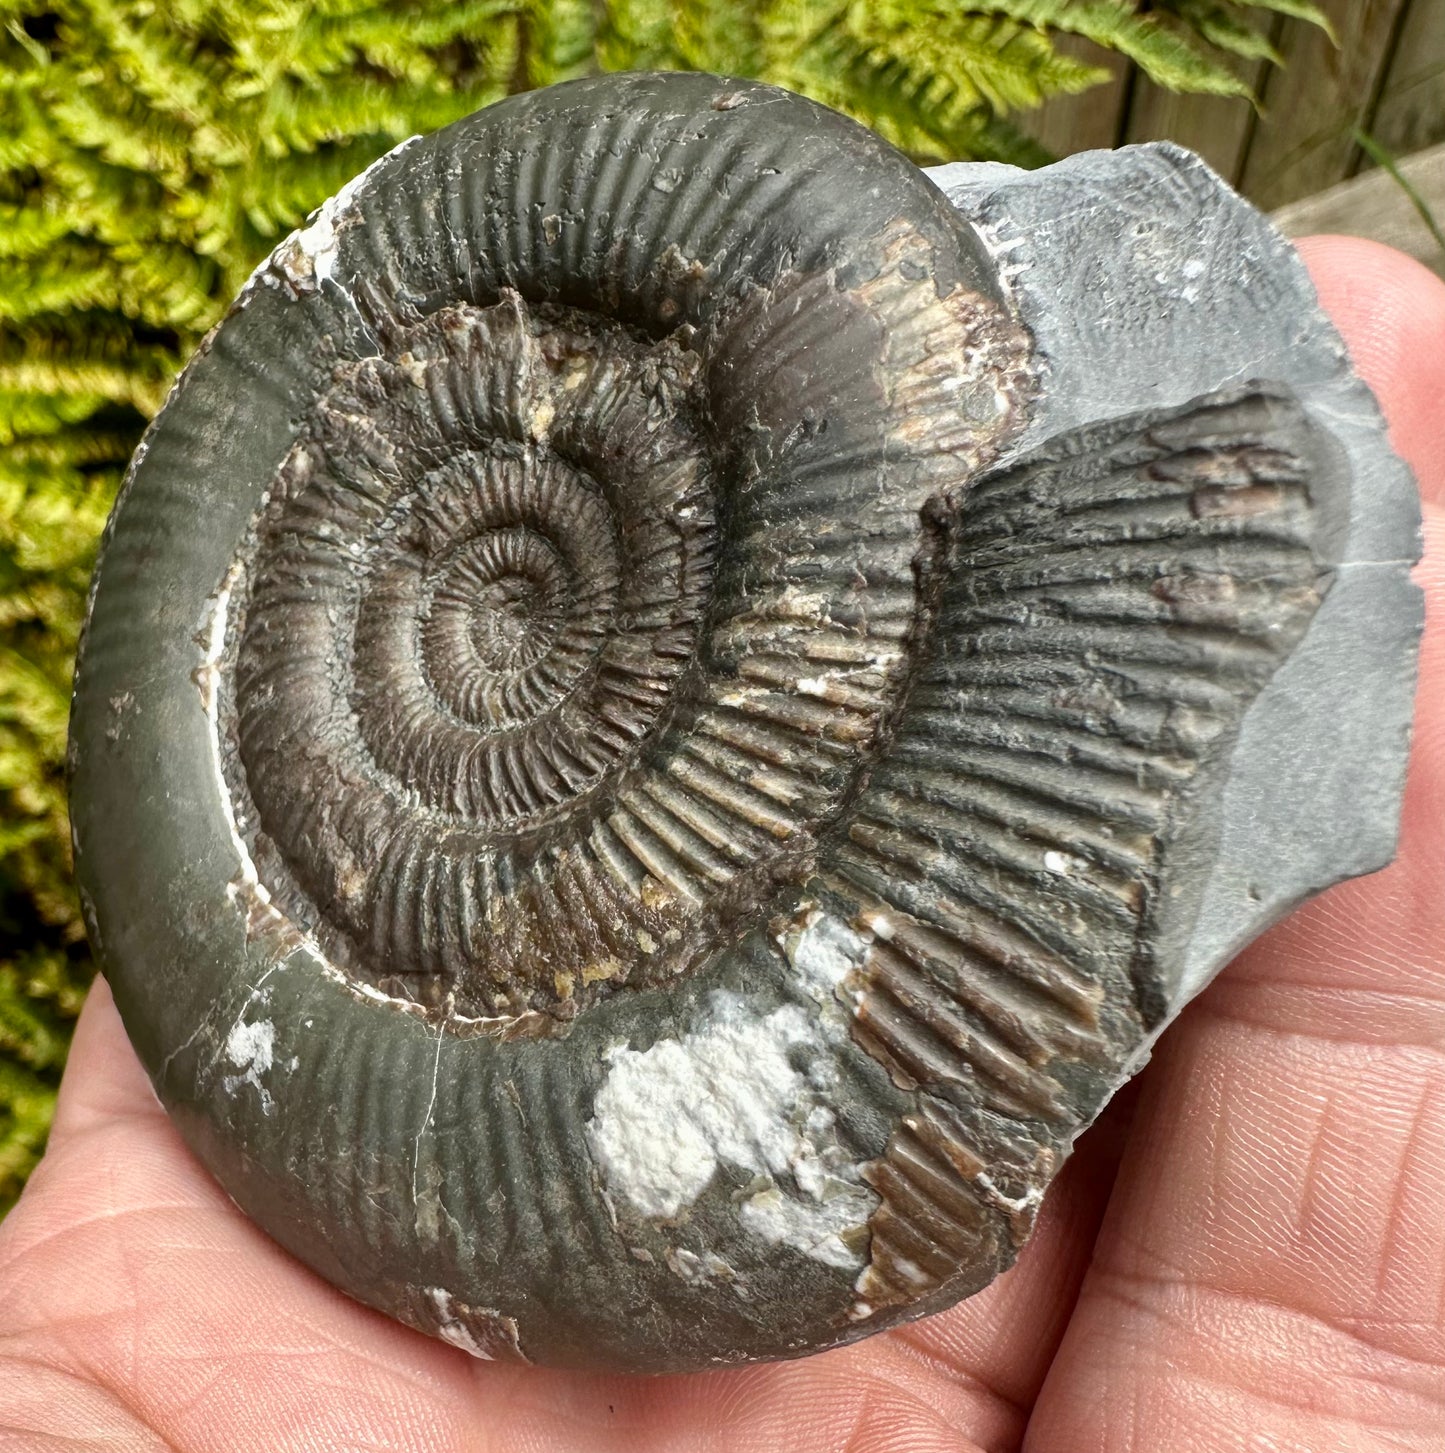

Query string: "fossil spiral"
[68, 72, 1420, 1371]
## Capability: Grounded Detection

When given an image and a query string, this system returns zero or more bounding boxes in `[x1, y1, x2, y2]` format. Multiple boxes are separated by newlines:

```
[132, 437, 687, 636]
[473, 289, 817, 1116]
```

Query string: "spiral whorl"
[216, 75, 1034, 1020]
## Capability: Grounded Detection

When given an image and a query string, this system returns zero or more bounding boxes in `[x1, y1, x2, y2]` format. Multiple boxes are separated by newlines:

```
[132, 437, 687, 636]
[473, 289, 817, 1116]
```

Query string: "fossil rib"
[68, 71, 1421, 1373]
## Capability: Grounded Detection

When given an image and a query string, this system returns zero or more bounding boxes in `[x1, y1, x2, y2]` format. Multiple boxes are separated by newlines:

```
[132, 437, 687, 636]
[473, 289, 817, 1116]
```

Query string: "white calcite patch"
[777, 907, 870, 1010]
[222, 1017, 275, 1109]
[1043, 848, 1087, 876]
[422, 1287, 524, 1361]
[224, 1018, 274, 1075]
[426, 1287, 492, 1358]
[663, 1246, 736, 1284]
[586, 965, 880, 1267]
[587, 994, 815, 1220]
[737, 1091, 876, 1269]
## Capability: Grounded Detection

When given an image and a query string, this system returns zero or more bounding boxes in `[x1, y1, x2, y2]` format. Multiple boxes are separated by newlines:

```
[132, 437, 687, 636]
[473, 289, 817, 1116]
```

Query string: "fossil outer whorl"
[68, 73, 1418, 1373]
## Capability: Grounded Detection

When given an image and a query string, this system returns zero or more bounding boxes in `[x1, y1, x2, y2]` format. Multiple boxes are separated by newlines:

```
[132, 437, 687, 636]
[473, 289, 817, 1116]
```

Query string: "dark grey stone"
[929, 145, 1422, 1014]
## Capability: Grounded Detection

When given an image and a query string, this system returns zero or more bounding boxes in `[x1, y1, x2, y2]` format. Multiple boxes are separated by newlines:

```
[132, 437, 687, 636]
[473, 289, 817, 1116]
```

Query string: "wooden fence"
[1029, 0, 1445, 211]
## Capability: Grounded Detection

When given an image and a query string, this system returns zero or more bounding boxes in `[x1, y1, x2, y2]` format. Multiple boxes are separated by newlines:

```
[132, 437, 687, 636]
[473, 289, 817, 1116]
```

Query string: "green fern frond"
[1166, 1, 1282, 64]
[0, 206, 75, 261]
[523, 0, 600, 85]
[0, 954, 70, 1073]
[1213, 0, 1335, 42]
[597, 0, 676, 72]
[0, 645, 72, 739]
[851, 5, 1109, 119]
[672, 0, 762, 77]
[0, 389, 115, 445]
[0, 1049, 59, 1212]
[47, 86, 200, 185]
[71, 0, 226, 124]
[0, 243, 216, 329]
[0, 319, 179, 414]
[3, 428, 135, 470]
[973, 0, 1253, 99]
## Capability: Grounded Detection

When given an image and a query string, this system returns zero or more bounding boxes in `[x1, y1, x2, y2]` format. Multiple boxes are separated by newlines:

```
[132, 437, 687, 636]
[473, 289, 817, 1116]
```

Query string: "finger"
[44, 976, 169, 1147]
[1292, 237, 1445, 503]
[1024, 241, 1445, 1451]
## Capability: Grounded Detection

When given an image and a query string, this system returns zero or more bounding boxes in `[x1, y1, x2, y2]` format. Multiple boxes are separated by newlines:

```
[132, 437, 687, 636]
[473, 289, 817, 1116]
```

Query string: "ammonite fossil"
[69, 72, 1422, 1372]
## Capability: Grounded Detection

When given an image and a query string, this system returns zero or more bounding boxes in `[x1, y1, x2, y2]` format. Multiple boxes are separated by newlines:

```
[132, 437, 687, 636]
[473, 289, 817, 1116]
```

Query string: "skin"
[1, 235, 1442, 1453]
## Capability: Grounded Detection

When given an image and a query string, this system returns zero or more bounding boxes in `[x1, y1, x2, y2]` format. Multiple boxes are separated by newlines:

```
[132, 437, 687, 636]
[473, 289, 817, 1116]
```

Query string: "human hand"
[1, 235, 1442, 1453]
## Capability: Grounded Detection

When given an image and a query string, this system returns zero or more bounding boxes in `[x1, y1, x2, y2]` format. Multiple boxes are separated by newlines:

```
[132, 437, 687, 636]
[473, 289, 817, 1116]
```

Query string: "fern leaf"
[73, 0, 225, 124]
[1221, 0, 1336, 42]
[851, 7, 1109, 117]
[0, 207, 74, 263]
[674, 0, 763, 77]
[1167, 1, 1281, 64]
[598, 0, 679, 72]
[973, 0, 1254, 99]
[0, 961, 69, 1074]
[0, 1054, 56, 1213]
[524, 0, 599, 86]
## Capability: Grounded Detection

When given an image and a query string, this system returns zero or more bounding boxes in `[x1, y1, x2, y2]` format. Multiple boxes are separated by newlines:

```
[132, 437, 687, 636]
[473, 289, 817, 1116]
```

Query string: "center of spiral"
[400, 451, 625, 742]
[463, 540, 566, 671]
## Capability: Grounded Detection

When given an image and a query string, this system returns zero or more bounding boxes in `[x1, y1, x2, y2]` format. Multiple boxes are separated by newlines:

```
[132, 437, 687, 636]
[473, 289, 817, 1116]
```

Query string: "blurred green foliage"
[0, 0, 1326, 1215]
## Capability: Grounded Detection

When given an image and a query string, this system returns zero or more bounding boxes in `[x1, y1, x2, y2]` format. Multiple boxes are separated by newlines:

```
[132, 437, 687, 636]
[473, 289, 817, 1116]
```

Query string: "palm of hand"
[3, 238, 1443, 1453]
